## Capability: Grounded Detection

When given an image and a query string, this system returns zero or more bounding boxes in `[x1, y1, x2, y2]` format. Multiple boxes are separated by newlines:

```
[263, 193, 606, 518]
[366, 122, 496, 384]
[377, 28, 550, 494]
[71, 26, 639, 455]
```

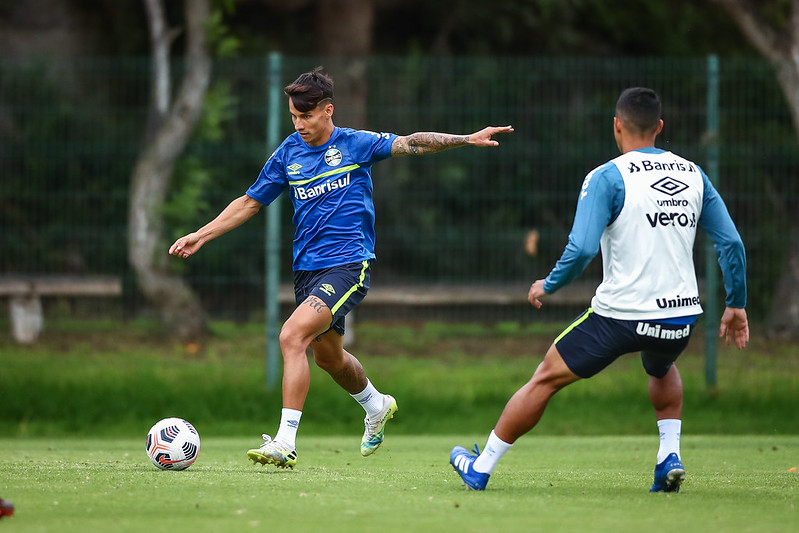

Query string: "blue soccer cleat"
[649, 452, 685, 492]
[450, 445, 490, 490]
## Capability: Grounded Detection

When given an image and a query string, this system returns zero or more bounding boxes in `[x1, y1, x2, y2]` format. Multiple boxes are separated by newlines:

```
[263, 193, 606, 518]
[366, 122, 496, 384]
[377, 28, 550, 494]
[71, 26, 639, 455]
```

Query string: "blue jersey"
[246, 127, 397, 271]
[543, 147, 746, 316]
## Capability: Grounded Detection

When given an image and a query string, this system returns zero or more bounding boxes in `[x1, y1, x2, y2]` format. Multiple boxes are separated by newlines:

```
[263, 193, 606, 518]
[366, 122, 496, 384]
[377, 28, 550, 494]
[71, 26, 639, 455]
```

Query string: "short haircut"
[616, 87, 662, 135]
[284, 66, 334, 112]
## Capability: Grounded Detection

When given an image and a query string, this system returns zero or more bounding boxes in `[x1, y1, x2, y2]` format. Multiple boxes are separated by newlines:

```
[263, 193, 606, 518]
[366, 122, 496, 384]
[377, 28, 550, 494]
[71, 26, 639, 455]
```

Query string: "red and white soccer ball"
[145, 417, 201, 470]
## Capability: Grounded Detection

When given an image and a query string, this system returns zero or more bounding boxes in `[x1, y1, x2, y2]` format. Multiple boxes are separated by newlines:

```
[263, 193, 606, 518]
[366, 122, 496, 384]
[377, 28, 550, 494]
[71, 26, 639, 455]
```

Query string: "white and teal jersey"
[246, 127, 397, 271]
[543, 147, 746, 320]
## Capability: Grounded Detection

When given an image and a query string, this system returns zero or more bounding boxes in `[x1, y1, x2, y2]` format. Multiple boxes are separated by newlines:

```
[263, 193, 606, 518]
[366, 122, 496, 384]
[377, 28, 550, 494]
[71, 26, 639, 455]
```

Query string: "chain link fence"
[1, 56, 796, 324]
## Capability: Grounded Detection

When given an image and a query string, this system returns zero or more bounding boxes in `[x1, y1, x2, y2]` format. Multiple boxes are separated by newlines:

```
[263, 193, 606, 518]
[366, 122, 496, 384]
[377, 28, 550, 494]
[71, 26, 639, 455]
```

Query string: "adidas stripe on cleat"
[450, 445, 490, 491]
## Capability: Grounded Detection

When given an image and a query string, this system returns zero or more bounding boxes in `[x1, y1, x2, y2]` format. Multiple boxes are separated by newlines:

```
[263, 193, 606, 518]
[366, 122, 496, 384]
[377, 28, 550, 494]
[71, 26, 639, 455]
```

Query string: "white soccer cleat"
[247, 434, 298, 469]
[360, 395, 398, 456]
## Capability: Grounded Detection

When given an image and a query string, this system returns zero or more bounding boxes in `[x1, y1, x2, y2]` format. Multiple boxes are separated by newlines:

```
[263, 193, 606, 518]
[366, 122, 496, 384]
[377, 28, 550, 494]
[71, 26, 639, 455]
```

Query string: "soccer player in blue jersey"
[450, 87, 749, 492]
[169, 67, 513, 469]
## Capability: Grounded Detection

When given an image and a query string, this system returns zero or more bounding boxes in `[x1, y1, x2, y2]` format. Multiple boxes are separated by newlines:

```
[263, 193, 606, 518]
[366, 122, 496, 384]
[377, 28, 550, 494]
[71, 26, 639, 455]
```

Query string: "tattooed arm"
[390, 125, 514, 157]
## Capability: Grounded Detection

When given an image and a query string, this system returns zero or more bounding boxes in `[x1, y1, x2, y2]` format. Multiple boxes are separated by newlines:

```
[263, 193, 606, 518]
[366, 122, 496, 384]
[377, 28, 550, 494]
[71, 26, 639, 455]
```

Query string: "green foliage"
[163, 156, 213, 241]
[1, 56, 797, 321]
[196, 81, 238, 142]
[0, 59, 140, 274]
[163, 79, 238, 248]
[206, 0, 240, 57]
[367, 0, 756, 57]
[0, 320, 796, 438]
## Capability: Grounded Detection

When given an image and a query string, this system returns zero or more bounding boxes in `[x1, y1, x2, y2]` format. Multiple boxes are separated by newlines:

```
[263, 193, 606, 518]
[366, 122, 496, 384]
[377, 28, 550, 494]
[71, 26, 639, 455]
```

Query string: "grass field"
[0, 318, 797, 531]
[0, 435, 796, 532]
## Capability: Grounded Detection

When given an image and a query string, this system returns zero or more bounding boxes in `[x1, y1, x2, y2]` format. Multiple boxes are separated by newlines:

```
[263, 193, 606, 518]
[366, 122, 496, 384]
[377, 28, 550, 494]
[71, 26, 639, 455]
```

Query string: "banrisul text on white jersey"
[628, 159, 697, 173]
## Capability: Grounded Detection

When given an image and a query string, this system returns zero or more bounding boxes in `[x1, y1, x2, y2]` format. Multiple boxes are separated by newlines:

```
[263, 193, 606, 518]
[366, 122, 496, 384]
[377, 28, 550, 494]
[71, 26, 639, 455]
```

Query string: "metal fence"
[1, 55, 796, 324]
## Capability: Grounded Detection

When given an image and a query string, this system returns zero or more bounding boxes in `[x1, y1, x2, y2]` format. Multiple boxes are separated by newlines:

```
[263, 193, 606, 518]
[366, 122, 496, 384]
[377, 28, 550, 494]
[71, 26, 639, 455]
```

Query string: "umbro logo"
[320, 283, 335, 296]
[287, 163, 302, 175]
[651, 176, 688, 197]
[357, 393, 373, 405]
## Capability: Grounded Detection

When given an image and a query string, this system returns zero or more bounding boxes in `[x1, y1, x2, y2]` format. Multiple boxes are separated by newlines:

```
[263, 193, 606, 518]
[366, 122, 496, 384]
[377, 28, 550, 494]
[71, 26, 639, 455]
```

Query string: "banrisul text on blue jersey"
[293, 173, 351, 200]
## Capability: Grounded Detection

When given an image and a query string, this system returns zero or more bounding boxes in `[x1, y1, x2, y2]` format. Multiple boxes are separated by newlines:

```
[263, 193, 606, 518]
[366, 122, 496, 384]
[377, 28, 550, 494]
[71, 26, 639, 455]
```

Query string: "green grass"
[1, 319, 797, 437]
[0, 319, 797, 531]
[0, 435, 796, 532]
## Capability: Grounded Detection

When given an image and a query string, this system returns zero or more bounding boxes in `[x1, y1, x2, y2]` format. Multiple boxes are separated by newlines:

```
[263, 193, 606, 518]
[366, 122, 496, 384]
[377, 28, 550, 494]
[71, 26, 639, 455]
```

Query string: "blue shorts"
[293, 260, 371, 336]
[554, 308, 696, 379]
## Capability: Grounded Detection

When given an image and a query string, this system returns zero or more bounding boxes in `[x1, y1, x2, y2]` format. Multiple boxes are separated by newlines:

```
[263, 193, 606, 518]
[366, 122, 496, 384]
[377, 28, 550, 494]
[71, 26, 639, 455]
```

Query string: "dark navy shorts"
[554, 308, 696, 379]
[293, 260, 371, 336]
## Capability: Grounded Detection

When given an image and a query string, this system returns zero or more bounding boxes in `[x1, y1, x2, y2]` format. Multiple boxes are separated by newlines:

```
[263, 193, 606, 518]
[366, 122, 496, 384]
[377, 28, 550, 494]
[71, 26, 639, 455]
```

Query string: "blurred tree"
[224, 0, 754, 57]
[128, 0, 211, 342]
[315, 0, 375, 129]
[233, 0, 377, 127]
[708, 0, 799, 339]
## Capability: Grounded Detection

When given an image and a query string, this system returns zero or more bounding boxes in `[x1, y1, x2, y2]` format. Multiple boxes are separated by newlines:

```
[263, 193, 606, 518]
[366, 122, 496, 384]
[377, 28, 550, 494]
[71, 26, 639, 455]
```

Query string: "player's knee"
[532, 350, 580, 391]
[279, 323, 308, 354]
[530, 369, 570, 393]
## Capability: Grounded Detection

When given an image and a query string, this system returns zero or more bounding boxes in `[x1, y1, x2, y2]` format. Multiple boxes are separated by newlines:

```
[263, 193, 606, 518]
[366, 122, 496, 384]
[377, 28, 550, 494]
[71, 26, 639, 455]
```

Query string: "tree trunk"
[316, 0, 374, 129]
[768, 54, 799, 338]
[767, 232, 799, 338]
[128, 0, 211, 342]
[708, 0, 799, 339]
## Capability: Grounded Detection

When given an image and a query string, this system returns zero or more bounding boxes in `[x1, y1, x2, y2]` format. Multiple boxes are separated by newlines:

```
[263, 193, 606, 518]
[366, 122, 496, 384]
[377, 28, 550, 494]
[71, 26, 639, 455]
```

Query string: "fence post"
[704, 54, 720, 388]
[265, 52, 282, 390]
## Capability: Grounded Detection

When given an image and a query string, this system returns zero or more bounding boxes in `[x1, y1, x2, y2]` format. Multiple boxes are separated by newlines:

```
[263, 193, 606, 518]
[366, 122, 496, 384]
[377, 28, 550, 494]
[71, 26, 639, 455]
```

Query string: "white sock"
[473, 430, 513, 474]
[351, 379, 385, 417]
[656, 418, 681, 463]
[274, 408, 302, 448]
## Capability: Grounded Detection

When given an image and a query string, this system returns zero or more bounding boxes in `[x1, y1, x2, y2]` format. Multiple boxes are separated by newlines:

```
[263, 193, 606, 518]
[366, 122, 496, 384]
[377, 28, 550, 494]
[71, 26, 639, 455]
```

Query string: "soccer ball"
[145, 417, 201, 470]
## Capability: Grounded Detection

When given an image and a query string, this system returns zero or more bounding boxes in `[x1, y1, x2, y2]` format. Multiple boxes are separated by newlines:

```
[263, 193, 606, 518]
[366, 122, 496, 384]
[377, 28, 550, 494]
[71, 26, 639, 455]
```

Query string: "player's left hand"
[527, 279, 547, 309]
[469, 125, 514, 146]
[719, 307, 749, 349]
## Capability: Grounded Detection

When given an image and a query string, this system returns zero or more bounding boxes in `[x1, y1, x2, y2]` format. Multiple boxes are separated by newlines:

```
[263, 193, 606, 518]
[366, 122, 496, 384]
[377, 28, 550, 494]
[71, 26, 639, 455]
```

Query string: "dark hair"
[284, 66, 334, 112]
[616, 87, 661, 135]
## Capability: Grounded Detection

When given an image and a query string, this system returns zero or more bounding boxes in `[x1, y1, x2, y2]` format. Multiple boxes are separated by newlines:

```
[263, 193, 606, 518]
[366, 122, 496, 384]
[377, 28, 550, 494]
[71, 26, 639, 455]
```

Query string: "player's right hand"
[527, 279, 547, 309]
[169, 233, 202, 259]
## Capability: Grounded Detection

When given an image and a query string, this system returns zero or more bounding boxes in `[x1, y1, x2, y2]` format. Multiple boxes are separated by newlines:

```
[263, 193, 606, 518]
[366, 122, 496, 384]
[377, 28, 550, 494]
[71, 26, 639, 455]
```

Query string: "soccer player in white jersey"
[169, 67, 513, 469]
[450, 87, 749, 492]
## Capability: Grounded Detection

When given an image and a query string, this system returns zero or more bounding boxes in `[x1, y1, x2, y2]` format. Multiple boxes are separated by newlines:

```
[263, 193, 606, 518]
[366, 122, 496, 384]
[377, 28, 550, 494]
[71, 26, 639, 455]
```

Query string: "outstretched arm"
[168, 194, 263, 259]
[390, 125, 514, 156]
